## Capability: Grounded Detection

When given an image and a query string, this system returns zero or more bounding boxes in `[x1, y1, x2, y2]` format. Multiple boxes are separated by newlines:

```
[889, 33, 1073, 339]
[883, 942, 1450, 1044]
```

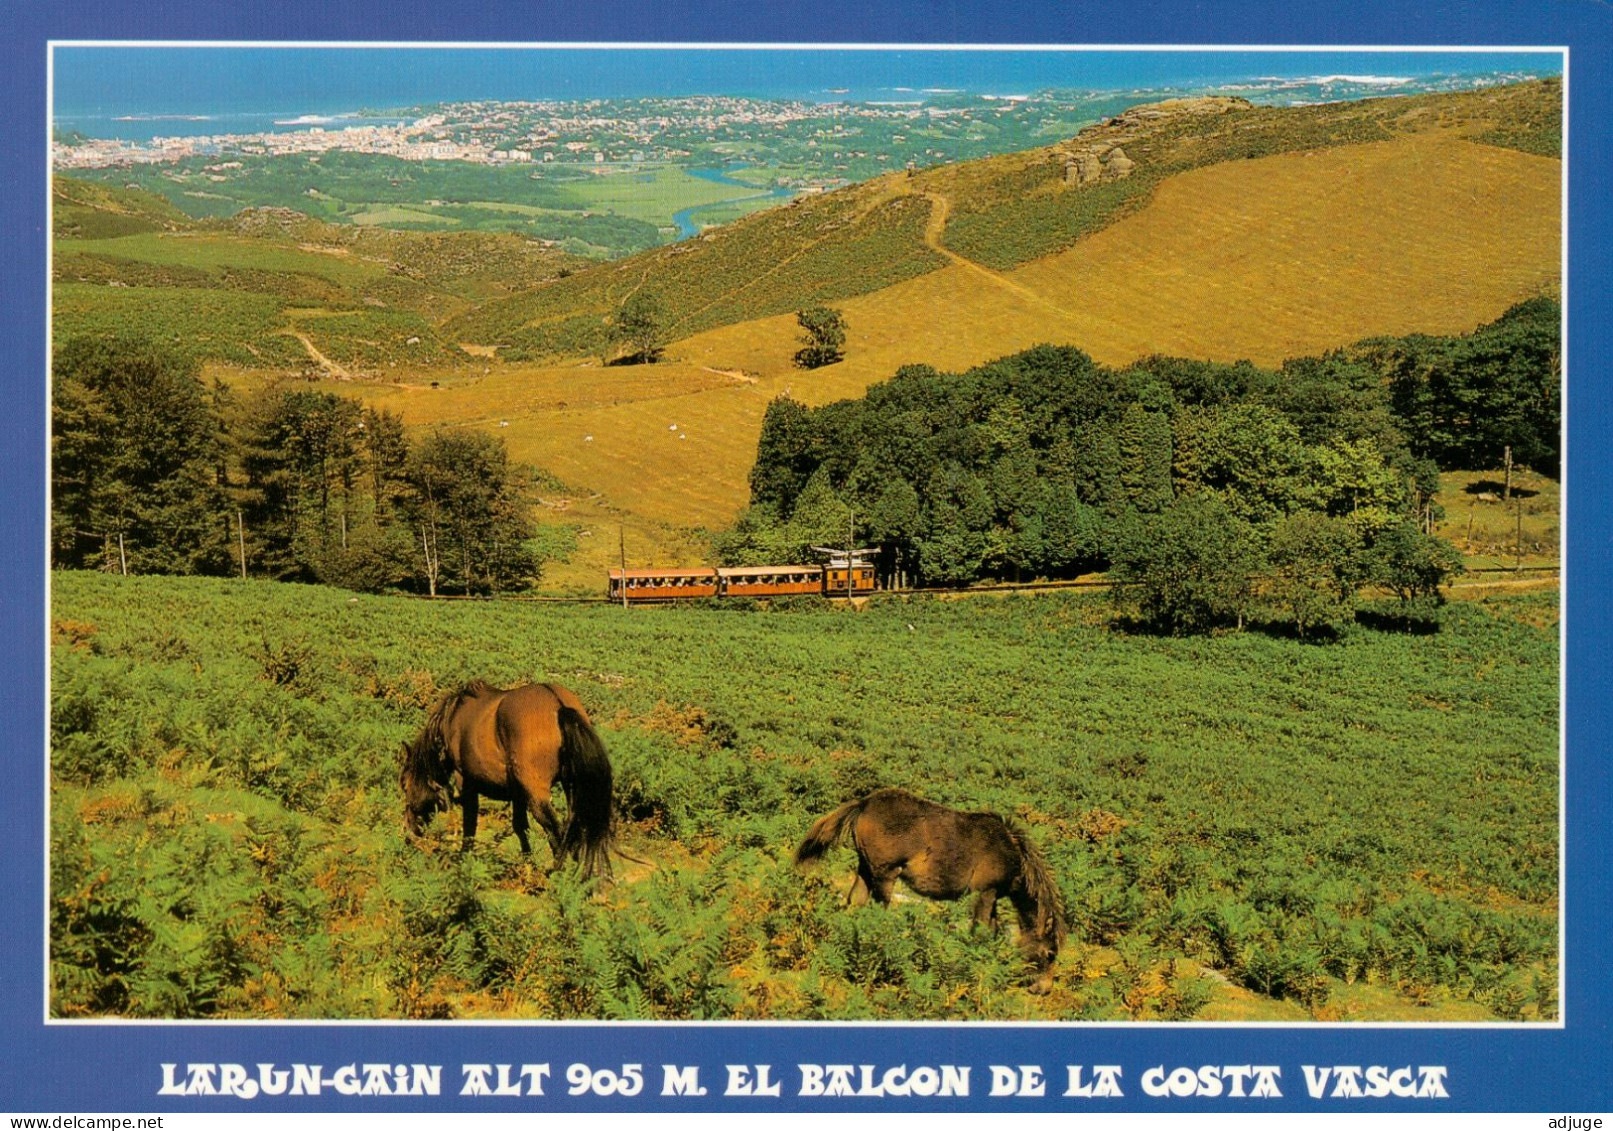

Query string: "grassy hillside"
[71, 152, 797, 257]
[53, 177, 192, 239]
[931, 79, 1561, 270]
[443, 80, 1560, 363]
[308, 127, 1557, 549]
[54, 83, 1560, 378]
[50, 571, 1558, 1021]
[56, 80, 1562, 566]
[443, 178, 946, 361]
[53, 192, 588, 374]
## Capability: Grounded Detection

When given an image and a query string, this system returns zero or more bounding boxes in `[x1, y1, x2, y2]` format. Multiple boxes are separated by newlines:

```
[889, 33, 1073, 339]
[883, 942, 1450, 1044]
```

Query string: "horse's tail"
[794, 796, 867, 867]
[556, 705, 614, 881]
[1008, 825, 1068, 954]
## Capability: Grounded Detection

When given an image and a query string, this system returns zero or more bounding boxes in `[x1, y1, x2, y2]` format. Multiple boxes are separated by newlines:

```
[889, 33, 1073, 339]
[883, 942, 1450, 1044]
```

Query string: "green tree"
[1037, 483, 1107, 577]
[863, 477, 923, 586]
[236, 389, 364, 580]
[1366, 519, 1465, 623]
[1172, 403, 1308, 529]
[749, 396, 821, 516]
[1381, 297, 1561, 476]
[404, 430, 538, 595]
[612, 291, 668, 364]
[1116, 402, 1174, 514]
[231, 391, 414, 590]
[794, 306, 847, 369]
[1302, 438, 1409, 537]
[712, 504, 797, 567]
[51, 336, 230, 575]
[1109, 493, 1262, 634]
[1266, 512, 1367, 639]
[787, 468, 855, 553]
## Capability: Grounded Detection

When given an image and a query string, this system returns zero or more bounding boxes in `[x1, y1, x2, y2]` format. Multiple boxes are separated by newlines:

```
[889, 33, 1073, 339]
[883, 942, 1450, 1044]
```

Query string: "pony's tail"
[556, 705, 614, 881]
[1010, 826, 1068, 954]
[794, 797, 867, 867]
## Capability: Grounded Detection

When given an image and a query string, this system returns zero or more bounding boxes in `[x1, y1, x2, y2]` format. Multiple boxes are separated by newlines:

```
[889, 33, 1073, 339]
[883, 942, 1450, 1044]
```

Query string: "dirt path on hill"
[915, 190, 1085, 321]
[290, 331, 352, 380]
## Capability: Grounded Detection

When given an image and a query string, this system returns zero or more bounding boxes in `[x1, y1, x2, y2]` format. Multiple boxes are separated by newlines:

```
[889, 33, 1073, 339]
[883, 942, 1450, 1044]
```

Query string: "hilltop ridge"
[53, 80, 1559, 378]
[448, 79, 1560, 360]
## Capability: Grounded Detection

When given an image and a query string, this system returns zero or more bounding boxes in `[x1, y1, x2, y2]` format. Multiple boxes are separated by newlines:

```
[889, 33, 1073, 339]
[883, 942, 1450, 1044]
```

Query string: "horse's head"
[399, 740, 449, 837]
[1007, 829, 1068, 994]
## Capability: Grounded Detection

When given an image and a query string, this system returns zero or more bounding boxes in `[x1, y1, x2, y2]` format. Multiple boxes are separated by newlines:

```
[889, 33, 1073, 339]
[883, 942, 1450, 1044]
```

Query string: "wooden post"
[236, 510, 247, 580]
[117, 533, 127, 577]
[1503, 445, 1513, 502]
[1515, 495, 1524, 571]
[619, 525, 629, 610]
[1466, 509, 1474, 550]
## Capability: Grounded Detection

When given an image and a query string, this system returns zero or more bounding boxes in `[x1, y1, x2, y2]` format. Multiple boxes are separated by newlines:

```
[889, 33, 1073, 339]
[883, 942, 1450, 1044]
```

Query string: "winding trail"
[290, 331, 352, 380]
[914, 189, 1084, 322]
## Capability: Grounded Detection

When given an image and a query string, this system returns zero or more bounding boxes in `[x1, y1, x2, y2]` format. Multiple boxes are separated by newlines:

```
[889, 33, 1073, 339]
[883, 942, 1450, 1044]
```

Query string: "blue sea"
[52, 46, 1560, 141]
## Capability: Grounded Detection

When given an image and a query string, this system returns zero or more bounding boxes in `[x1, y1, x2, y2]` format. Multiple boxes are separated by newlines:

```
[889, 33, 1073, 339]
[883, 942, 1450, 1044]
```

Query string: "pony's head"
[399, 734, 449, 837]
[1007, 827, 1068, 993]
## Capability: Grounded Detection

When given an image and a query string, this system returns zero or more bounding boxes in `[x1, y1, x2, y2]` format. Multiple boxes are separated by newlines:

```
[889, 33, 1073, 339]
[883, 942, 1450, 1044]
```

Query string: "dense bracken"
[50, 573, 1558, 1021]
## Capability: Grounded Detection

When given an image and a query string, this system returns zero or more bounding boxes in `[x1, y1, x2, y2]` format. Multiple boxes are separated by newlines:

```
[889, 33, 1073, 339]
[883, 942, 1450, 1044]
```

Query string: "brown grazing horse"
[400, 680, 614, 879]
[795, 787, 1067, 990]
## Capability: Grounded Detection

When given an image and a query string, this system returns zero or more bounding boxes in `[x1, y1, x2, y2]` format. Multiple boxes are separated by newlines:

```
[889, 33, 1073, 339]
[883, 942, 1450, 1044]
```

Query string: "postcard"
[9, 0, 1607, 1117]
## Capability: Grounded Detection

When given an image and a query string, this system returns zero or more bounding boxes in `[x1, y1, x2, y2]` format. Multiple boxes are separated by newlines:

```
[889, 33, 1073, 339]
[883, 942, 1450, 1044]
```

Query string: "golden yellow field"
[281, 131, 1559, 589]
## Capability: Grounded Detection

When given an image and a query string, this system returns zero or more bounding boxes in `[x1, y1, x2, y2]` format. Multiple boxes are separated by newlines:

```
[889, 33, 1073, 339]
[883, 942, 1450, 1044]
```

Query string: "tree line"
[51, 336, 538, 594]
[723, 297, 1560, 634]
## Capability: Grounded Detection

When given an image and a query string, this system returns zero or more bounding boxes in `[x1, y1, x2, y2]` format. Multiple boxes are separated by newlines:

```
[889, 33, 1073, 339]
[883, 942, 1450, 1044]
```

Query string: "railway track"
[406, 563, 1560, 605]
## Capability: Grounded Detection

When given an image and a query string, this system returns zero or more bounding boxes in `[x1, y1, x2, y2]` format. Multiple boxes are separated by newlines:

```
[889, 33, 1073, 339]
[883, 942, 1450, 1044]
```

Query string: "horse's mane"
[403, 679, 501, 783]
[1005, 822, 1068, 949]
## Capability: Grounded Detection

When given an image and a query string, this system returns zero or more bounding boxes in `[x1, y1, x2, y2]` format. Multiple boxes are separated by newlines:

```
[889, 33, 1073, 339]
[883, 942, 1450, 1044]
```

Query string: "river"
[671, 166, 796, 240]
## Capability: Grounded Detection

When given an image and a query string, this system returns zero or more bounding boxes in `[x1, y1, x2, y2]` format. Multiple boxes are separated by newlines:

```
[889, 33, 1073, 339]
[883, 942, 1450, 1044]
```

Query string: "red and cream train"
[607, 562, 877, 604]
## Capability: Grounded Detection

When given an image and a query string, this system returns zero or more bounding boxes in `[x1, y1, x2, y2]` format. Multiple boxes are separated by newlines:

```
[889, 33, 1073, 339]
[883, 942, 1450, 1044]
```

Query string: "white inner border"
[44, 40, 1571, 1030]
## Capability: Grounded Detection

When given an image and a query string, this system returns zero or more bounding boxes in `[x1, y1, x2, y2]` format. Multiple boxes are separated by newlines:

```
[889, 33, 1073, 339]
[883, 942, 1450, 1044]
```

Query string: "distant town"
[53, 94, 1058, 174]
[53, 76, 1553, 258]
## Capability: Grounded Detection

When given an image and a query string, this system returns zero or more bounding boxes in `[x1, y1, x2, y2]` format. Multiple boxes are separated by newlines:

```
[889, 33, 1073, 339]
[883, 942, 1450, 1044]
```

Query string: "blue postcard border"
[5, 0, 1609, 1114]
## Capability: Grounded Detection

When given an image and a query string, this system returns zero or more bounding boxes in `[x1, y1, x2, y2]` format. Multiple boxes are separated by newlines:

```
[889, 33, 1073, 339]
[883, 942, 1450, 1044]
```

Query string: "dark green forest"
[724, 297, 1559, 632]
[51, 294, 1558, 621]
[51, 337, 536, 594]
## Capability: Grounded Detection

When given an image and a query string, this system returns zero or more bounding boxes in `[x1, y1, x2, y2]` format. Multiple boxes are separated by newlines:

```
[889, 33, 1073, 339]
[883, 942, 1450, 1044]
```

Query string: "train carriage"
[717, 565, 824, 598]
[608, 567, 719, 603]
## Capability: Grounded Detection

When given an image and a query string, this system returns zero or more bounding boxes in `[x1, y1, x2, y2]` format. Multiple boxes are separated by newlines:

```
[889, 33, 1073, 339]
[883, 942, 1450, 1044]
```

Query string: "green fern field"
[49, 572, 1558, 1021]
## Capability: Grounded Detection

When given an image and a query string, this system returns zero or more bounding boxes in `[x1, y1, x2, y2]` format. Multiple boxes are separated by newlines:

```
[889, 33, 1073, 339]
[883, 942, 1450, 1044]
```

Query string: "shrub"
[1108, 494, 1262, 633]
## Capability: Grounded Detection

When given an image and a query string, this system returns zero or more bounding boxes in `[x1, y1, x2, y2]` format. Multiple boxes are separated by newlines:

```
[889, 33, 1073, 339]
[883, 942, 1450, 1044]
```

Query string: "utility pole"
[846, 509, 855, 599]
[620, 525, 629, 610]
[1503, 445, 1513, 502]
[117, 533, 127, 577]
[236, 510, 247, 580]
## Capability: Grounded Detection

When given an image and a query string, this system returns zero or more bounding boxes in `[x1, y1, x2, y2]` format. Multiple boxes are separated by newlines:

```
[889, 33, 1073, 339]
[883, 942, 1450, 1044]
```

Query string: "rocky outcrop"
[1102, 147, 1135, 179]
[1056, 96, 1253, 186]
[1062, 143, 1137, 184]
[1108, 96, 1254, 130]
[1064, 150, 1103, 185]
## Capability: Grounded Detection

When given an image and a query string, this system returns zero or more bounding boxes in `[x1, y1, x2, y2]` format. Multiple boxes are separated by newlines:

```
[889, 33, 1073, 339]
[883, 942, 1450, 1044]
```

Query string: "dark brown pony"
[400, 680, 614, 879]
[795, 787, 1067, 990]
